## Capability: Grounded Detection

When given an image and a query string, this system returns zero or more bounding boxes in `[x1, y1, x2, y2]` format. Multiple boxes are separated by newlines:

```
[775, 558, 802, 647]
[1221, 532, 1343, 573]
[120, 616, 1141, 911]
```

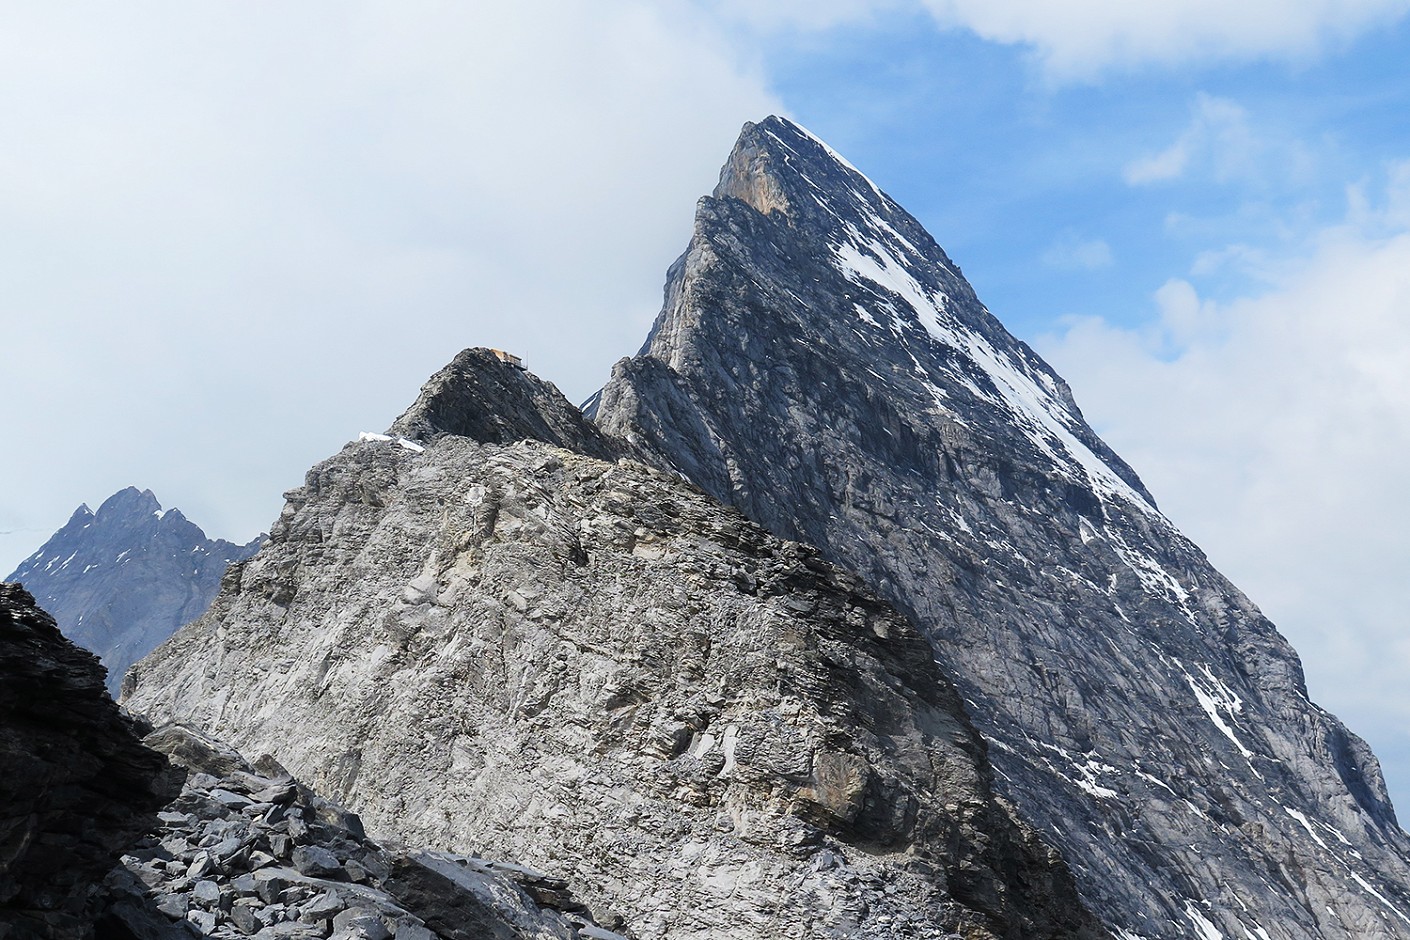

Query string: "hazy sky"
[3, 2, 1408, 809]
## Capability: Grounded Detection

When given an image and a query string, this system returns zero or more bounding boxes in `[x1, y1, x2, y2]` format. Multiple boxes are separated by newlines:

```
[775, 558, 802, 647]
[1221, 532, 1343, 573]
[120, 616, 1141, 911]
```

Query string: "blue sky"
[761, 7, 1410, 338]
[1, 1, 1408, 811]
[764, 5, 1410, 810]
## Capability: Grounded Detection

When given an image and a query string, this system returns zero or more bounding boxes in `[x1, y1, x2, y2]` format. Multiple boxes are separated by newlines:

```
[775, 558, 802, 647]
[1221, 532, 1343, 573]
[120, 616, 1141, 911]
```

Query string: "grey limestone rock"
[593, 115, 1410, 939]
[125, 353, 1104, 939]
[98, 723, 583, 940]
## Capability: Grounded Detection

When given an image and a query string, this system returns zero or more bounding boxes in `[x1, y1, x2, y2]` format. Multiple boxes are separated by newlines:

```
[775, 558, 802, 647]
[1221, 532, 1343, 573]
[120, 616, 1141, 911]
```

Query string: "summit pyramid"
[593, 116, 1410, 939]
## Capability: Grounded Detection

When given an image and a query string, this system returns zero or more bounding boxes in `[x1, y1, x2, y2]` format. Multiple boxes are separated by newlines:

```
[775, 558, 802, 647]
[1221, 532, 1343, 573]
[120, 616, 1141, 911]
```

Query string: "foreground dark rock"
[125, 351, 1105, 940]
[593, 116, 1410, 938]
[0, 582, 181, 940]
[6, 488, 263, 695]
[101, 724, 596, 940]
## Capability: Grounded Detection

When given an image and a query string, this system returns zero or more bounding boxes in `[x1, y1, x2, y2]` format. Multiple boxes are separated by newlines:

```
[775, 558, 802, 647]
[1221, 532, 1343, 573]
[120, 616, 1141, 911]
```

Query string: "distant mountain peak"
[98, 486, 161, 516]
[6, 489, 263, 694]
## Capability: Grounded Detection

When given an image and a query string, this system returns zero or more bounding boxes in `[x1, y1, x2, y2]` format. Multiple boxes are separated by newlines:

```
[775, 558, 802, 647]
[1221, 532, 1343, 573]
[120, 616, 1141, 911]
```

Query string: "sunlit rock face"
[593, 116, 1410, 940]
[126, 349, 1106, 940]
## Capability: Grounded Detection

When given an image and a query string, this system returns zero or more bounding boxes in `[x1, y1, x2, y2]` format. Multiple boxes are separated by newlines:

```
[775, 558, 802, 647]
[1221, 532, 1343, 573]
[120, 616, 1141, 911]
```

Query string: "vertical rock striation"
[593, 116, 1410, 939]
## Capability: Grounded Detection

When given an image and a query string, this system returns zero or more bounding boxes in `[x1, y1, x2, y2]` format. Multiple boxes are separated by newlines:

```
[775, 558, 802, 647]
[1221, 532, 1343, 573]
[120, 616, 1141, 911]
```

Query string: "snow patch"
[830, 232, 1157, 517]
[358, 430, 424, 454]
[1184, 902, 1224, 940]
[1135, 769, 1176, 796]
[1346, 870, 1410, 925]
[1283, 806, 1329, 850]
[1099, 525, 1189, 605]
[1179, 661, 1254, 760]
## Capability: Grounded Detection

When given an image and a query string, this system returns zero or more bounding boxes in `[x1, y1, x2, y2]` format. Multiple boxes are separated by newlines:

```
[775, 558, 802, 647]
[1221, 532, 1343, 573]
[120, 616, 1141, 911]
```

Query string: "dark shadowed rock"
[0, 582, 181, 939]
[387, 347, 620, 461]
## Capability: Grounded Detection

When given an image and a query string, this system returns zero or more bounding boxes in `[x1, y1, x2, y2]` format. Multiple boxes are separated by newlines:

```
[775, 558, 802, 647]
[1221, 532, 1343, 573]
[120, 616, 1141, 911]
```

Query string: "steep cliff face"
[7, 487, 263, 694]
[593, 117, 1410, 940]
[126, 350, 1105, 940]
[0, 582, 181, 940]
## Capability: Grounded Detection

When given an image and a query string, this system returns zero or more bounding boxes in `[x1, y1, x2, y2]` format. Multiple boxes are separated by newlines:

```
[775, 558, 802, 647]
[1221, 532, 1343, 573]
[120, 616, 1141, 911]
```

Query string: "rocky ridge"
[101, 724, 605, 940]
[592, 116, 1410, 939]
[7, 488, 264, 695]
[0, 581, 181, 939]
[126, 350, 1106, 940]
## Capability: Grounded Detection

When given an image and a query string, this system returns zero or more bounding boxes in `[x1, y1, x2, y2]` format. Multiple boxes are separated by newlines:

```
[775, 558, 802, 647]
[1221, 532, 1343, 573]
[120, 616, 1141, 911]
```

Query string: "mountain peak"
[593, 118, 1410, 938]
[6, 488, 262, 696]
[96, 487, 161, 519]
[387, 346, 619, 461]
[609, 117, 1155, 519]
[712, 116, 889, 226]
[712, 117, 797, 216]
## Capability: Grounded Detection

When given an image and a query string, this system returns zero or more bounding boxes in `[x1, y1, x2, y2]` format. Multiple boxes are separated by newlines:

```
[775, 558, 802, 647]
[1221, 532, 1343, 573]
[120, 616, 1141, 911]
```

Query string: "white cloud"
[1124, 94, 1257, 185]
[1041, 232, 1114, 271]
[709, 0, 1410, 79]
[703, 0, 906, 31]
[1039, 176, 1410, 798]
[920, 0, 1410, 79]
[0, 1, 779, 568]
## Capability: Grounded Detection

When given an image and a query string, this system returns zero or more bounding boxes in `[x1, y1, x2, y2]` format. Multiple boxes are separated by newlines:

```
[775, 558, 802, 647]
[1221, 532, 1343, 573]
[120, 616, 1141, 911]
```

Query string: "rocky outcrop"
[387, 347, 620, 462]
[6, 488, 264, 695]
[125, 352, 1105, 939]
[0, 582, 181, 939]
[593, 116, 1410, 939]
[100, 724, 597, 940]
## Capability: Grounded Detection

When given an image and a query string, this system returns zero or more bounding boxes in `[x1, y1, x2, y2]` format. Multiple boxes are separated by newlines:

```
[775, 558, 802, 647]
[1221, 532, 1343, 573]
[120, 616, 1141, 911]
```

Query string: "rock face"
[101, 723, 598, 940]
[388, 347, 620, 462]
[593, 116, 1410, 939]
[0, 582, 181, 939]
[6, 487, 264, 695]
[126, 350, 1105, 939]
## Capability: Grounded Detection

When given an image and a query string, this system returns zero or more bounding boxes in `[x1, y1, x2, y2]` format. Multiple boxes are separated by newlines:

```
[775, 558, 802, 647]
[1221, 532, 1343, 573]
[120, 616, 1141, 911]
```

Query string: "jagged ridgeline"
[122, 117, 1410, 940]
[125, 348, 1107, 940]
[6, 487, 263, 694]
[593, 117, 1410, 938]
